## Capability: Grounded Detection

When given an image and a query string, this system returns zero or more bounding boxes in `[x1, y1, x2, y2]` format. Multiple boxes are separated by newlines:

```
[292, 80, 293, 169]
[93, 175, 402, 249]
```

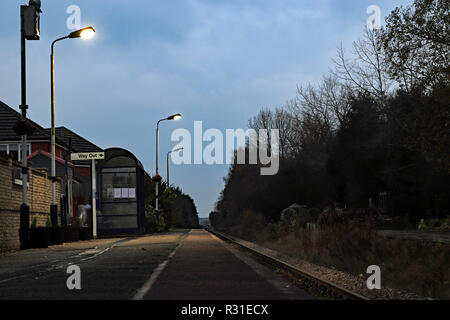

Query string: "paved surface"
[144, 229, 310, 300]
[0, 229, 311, 300]
[0, 231, 187, 299]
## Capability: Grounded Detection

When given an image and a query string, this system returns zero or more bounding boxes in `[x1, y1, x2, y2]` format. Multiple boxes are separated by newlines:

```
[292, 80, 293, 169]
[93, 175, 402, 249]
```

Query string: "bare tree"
[332, 28, 393, 104]
[248, 107, 296, 159]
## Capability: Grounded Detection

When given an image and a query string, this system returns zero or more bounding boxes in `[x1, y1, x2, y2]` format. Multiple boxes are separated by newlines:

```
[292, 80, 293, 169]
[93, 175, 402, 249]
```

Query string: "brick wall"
[0, 155, 62, 253]
[31, 142, 50, 153]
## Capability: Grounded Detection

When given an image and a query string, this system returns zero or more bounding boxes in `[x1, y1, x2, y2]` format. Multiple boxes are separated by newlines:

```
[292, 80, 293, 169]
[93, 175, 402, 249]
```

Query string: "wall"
[0, 155, 62, 253]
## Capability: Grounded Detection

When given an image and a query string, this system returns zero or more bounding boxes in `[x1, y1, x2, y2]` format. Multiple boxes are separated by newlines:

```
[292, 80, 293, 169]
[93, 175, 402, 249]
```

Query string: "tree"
[381, 0, 450, 92]
[332, 28, 393, 105]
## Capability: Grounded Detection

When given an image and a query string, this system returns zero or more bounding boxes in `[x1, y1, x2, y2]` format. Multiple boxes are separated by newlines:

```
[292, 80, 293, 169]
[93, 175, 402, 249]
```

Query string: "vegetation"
[213, 0, 449, 231]
[46, 216, 52, 228]
[418, 216, 450, 231]
[31, 217, 37, 229]
[211, 0, 450, 298]
[256, 214, 450, 299]
[143, 172, 199, 233]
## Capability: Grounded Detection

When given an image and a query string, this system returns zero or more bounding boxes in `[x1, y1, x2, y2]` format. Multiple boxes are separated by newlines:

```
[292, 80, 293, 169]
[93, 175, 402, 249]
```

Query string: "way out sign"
[70, 151, 104, 239]
[71, 152, 105, 161]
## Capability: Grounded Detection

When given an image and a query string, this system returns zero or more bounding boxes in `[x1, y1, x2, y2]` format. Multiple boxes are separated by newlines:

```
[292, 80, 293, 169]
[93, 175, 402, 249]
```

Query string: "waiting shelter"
[96, 148, 145, 236]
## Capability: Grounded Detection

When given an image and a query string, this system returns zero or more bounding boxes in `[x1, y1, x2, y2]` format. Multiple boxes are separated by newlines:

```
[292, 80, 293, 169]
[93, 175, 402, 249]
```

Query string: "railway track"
[206, 228, 369, 300]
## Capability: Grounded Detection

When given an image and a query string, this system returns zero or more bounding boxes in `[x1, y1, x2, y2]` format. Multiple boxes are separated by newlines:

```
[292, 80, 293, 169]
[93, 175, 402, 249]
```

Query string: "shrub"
[255, 216, 450, 299]
[46, 216, 52, 228]
[31, 217, 37, 228]
[419, 216, 450, 231]
[144, 210, 166, 233]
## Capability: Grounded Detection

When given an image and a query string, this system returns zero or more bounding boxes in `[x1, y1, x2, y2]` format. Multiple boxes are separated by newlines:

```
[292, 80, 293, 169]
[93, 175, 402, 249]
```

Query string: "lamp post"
[155, 114, 182, 216]
[167, 147, 183, 187]
[50, 26, 95, 226]
[19, 1, 41, 250]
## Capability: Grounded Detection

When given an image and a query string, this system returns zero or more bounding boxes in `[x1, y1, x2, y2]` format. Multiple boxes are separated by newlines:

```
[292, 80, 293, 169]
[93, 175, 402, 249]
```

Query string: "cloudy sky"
[0, 0, 411, 217]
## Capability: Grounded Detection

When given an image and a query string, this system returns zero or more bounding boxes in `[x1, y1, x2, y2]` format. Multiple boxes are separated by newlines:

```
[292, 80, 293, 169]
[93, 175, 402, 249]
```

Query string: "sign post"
[71, 152, 104, 239]
[70, 152, 105, 161]
[91, 159, 97, 239]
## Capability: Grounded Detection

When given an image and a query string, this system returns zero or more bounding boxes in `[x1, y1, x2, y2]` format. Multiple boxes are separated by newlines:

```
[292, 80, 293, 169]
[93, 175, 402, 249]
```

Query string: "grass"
[226, 218, 450, 299]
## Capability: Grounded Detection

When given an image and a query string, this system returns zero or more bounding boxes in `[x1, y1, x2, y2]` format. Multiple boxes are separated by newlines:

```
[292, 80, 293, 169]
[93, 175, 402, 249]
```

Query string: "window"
[100, 167, 138, 230]
[18, 144, 31, 161]
[9, 144, 19, 161]
[0, 143, 31, 161]
[0, 144, 8, 157]
[102, 169, 137, 203]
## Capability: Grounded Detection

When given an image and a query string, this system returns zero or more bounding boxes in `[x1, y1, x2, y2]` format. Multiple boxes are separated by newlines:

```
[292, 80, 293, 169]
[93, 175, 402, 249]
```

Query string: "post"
[68, 137, 73, 221]
[19, 6, 30, 249]
[63, 137, 73, 227]
[20, 6, 28, 205]
[167, 151, 170, 187]
[49, 36, 69, 226]
[155, 122, 160, 216]
[91, 159, 97, 238]
[50, 50, 55, 205]
[49, 45, 59, 225]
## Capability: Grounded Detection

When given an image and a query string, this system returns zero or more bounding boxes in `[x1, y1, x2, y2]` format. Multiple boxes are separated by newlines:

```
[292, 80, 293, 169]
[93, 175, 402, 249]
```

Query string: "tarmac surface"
[0, 229, 311, 300]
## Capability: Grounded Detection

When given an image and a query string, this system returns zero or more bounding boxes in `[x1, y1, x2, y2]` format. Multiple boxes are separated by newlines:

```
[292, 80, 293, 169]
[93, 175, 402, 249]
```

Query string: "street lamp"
[167, 147, 184, 187]
[50, 26, 95, 226]
[19, 2, 41, 250]
[155, 114, 182, 216]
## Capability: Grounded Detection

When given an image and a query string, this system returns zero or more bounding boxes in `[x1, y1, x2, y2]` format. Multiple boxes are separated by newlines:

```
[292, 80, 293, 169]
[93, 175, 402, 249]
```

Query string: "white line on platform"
[0, 275, 27, 284]
[131, 236, 186, 300]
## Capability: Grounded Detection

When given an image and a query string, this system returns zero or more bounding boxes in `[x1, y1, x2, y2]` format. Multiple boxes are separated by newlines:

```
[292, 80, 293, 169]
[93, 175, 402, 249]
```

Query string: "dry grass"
[231, 219, 450, 299]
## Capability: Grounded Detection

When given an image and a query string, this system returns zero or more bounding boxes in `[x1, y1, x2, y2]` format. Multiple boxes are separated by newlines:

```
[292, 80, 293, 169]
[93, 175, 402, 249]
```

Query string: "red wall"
[31, 142, 70, 161]
[31, 142, 50, 153]
[74, 167, 91, 178]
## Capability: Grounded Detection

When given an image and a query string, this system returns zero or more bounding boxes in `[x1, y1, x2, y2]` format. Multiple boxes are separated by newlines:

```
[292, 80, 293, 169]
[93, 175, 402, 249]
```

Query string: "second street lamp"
[155, 114, 182, 216]
[50, 26, 95, 226]
[167, 147, 184, 187]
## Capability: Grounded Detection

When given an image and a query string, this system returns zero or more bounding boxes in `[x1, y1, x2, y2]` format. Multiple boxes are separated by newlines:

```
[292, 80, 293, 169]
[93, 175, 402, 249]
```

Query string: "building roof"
[101, 147, 144, 170]
[47, 127, 103, 153]
[0, 100, 53, 142]
[0, 100, 102, 153]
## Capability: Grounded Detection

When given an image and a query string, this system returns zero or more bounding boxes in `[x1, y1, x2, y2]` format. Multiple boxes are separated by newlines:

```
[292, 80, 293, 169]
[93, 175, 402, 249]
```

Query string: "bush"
[144, 210, 166, 233]
[255, 217, 450, 299]
[419, 216, 450, 231]
[31, 217, 37, 229]
[317, 208, 377, 228]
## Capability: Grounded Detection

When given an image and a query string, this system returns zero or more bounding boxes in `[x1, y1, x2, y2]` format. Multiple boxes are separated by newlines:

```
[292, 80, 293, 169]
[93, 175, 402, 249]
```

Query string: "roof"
[101, 147, 144, 170]
[0, 100, 102, 153]
[28, 149, 74, 166]
[0, 100, 53, 142]
[47, 127, 103, 153]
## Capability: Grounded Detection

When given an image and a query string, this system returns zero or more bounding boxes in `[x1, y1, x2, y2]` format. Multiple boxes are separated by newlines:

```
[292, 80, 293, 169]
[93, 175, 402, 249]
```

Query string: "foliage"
[144, 201, 166, 233]
[419, 216, 450, 231]
[31, 217, 37, 229]
[255, 219, 450, 299]
[381, 0, 450, 92]
[73, 217, 82, 227]
[212, 0, 450, 232]
[143, 171, 199, 232]
[46, 216, 52, 228]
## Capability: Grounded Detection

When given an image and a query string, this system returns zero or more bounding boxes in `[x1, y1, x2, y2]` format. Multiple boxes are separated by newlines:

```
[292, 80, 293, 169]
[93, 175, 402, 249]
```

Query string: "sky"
[0, 0, 411, 218]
